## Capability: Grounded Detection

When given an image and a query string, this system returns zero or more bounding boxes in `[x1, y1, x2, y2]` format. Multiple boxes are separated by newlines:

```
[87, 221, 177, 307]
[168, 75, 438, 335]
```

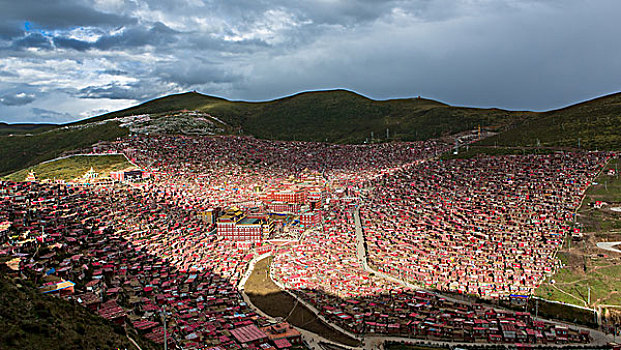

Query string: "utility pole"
[594, 306, 598, 327]
[162, 305, 167, 350]
[588, 286, 591, 306]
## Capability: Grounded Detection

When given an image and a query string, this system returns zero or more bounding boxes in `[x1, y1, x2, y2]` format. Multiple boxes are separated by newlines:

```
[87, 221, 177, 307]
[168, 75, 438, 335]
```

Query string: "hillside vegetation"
[0, 273, 157, 350]
[0, 122, 128, 176]
[96, 90, 530, 143]
[477, 92, 621, 150]
[3, 154, 133, 182]
[93, 89, 621, 147]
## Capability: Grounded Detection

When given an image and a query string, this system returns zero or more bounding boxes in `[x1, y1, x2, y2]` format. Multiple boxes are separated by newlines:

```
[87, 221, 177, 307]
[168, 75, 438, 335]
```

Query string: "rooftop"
[238, 217, 261, 225]
[230, 325, 268, 344]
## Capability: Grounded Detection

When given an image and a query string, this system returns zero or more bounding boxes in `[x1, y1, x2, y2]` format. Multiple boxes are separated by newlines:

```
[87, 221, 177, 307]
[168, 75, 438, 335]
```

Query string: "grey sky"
[1, 0, 619, 123]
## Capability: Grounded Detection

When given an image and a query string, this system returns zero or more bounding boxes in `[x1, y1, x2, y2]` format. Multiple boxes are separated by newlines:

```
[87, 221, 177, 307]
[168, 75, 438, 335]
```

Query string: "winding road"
[234, 208, 614, 349]
[351, 207, 614, 347]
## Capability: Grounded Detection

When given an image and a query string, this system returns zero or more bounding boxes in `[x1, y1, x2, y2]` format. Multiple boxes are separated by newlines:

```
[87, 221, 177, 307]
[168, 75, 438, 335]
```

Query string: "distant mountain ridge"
[478, 91, 621, 150]
[83, 89, 530, 143]
[1, 89, 620, 176]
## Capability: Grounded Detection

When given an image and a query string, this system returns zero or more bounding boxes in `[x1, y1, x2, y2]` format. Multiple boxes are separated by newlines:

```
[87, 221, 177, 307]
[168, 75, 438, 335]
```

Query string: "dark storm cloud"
[0, 22, 24, 40]
[30, 107, 72, 121]
[78, 83, 157, 100]
[155, 59, 242, 87]
[11, 33, 52, 50]
[94, 22, 179, 50]
[52, 36, 92, 51]
[0, 92, 36, 106]
[1, 0, 620, 123]
[50, 22, 179, 51]
[4, 0, 136, 31]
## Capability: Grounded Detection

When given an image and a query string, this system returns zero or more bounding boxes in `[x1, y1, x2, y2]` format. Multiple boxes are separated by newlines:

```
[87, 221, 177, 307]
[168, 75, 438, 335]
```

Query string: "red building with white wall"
[300, 211, 322, 227]
[217, 209, 272, 242]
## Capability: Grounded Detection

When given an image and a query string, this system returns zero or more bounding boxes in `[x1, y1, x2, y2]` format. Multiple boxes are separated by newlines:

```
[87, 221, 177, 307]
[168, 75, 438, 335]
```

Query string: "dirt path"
[550, 284, 587, 306]
[126, 335, 142, 350]
[242, 255, 361, 347]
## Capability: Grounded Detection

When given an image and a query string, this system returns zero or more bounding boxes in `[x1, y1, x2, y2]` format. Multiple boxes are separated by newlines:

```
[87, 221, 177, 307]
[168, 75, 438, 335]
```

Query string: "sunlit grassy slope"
[4, 154, 133, 182]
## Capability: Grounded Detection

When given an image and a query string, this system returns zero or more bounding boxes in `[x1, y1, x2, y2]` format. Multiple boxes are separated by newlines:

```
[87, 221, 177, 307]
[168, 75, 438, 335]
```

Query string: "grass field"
[535, 256, 621, 308]
[577, 157, 621, 236]
[0, 122, 128, 176]
[535, 157, 621, 325]
[582, 157, 621, 207]
[244, 257, 360, 347]
[93, 90, 531, 144]
[3, 154, 133, 182]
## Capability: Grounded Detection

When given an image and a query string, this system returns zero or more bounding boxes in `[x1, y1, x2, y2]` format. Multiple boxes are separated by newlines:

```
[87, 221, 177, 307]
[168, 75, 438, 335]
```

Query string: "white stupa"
[25, 170, 38, 182]
[83, 167, 99, 179]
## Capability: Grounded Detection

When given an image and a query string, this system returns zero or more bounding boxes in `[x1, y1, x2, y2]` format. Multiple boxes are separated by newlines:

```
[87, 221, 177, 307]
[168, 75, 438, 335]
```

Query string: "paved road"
[352, 208, 614, 347]
[237, 212, 614, 349]
[354, 208, 473, 305]
[596, 241, 621, 254]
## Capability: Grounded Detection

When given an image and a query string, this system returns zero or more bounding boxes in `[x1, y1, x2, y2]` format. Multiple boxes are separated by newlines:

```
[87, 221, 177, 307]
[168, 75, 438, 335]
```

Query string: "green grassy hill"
[0, 122, 128, 176]
[477, 92, 621, 150]
[3, 154, 133, 182]
[0, 273, 157, 350]
[95, 89, 530, 143]
[0, 123, 58, 136]
[90, 89, 621, 147]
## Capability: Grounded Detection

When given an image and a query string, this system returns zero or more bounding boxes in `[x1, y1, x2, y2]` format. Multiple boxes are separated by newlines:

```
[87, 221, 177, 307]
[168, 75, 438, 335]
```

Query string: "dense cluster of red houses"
[94, 134, 442, 242]
[1, 133, 614, 348]
[362, 152, 609, 297]
[0, 181, 301, 349]
[272, 201, 593, 345]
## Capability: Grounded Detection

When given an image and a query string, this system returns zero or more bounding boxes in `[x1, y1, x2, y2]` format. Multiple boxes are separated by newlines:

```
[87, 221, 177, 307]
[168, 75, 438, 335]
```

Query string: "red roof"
[273, 338, 292, 349]
[230, 325, 267, 344]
